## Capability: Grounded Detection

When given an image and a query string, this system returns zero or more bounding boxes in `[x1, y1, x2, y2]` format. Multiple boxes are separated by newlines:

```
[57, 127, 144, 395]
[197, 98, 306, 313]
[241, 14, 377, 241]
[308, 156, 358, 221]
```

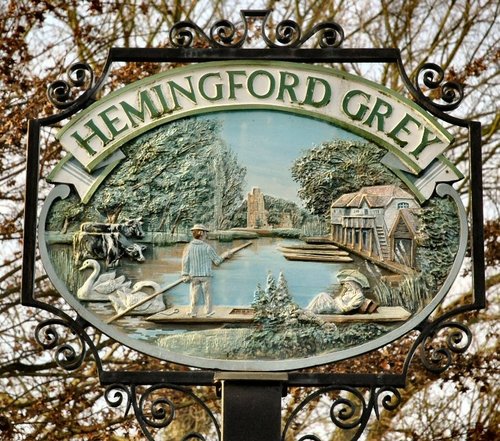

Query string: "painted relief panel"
[39, 63, 466, 370]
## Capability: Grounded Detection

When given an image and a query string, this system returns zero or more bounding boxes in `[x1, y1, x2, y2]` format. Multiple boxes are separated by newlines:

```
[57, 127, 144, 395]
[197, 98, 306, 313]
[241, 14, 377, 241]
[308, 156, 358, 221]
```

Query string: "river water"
[118, 236, 388, 309]
[50, 236, 391, 346]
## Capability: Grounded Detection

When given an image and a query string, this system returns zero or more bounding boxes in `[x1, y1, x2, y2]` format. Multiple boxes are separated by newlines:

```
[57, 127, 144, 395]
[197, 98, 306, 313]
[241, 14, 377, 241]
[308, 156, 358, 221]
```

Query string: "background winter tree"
[1, 1, 498, 440]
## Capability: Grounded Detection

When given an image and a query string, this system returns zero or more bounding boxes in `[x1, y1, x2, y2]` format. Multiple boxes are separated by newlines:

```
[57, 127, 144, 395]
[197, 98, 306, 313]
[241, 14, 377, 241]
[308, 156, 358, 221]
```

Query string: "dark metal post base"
[216, 373, 288, 441]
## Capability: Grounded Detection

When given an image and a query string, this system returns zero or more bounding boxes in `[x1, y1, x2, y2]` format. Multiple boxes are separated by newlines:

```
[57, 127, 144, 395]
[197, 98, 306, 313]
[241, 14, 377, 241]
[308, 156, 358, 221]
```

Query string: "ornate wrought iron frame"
[21, 10, 485, 441]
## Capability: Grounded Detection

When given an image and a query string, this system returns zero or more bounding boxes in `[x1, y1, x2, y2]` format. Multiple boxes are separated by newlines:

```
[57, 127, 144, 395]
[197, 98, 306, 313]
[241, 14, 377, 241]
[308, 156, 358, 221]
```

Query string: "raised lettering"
[388, 113, 421, 147]
[98, 105, 128, 138]
[227, 70, 247, 99]
[198, 72, 224, 101]
[364, 97, 393, 132]
[120, 90, 162, 127]
[342, 90, 371, 120]
[167, 77, 197, 109]
[277, 71, 300, 102]
[303, 76, 331, 107]
[411, 127, 443, 158]
[70, 120, 110, 156]
[247, 70, 276, 99]
[151, 84, 172, 113]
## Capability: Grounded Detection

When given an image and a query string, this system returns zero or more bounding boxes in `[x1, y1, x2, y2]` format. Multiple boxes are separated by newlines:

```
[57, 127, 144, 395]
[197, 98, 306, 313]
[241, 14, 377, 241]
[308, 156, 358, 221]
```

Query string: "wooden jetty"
[304, 236, 338, 245]
[146, 305, 411, 324]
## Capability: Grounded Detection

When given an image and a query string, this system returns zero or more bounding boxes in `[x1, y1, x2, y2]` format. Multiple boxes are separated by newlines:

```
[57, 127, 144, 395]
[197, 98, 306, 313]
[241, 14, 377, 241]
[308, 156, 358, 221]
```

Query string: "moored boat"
[304, 236, 338, 245]
[278, 247, 350, 257]
[281, 252, 353, 262]
[278, 243, 339, 251]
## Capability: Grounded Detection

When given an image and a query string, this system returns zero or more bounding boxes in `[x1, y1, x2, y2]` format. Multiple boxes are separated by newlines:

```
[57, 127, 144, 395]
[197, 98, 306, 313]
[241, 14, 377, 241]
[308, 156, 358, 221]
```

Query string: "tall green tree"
[48, 118, 246, 233]
[291, 140, 398, 215]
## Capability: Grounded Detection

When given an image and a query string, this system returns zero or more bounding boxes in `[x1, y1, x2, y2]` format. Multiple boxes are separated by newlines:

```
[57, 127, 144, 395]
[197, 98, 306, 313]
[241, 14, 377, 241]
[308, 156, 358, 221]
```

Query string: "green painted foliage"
[414, 196, 460, 285]
[236, 273, 339, 358]
[291, 140, 397, 215]
[49, 118, 246, 232]
[263, 194, 310, 227]
[373, 196, 460, 313]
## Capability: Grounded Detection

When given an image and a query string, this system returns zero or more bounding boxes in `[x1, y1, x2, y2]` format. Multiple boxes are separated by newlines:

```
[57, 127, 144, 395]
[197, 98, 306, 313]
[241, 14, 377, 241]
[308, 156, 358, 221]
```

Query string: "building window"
[398, 202, 410, 209]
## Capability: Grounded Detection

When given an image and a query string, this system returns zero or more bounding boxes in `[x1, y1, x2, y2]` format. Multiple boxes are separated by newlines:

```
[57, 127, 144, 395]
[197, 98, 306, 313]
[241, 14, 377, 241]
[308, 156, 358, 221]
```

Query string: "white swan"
[109, 281, 165, 315]
[77, 259, 131, 301]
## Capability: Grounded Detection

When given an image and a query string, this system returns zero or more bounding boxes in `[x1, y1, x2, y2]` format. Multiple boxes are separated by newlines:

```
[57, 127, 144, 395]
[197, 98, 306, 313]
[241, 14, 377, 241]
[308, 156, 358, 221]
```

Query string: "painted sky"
[201, 109, 361, 205]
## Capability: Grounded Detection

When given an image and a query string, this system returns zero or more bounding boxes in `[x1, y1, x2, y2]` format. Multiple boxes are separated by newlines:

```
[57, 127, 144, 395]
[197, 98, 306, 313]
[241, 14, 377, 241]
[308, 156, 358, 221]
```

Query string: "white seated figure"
[306, 270, 369, 315]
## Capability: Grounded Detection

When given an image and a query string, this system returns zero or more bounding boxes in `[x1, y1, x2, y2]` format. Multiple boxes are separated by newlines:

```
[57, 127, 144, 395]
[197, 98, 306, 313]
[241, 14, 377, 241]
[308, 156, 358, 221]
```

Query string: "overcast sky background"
[201, 109, 361, 204]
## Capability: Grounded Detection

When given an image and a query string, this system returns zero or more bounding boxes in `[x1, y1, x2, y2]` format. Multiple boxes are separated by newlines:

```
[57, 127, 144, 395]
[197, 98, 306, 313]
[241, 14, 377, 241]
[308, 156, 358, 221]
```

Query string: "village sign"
[39, 60, 467, 371]
[21, 10, 485, 440]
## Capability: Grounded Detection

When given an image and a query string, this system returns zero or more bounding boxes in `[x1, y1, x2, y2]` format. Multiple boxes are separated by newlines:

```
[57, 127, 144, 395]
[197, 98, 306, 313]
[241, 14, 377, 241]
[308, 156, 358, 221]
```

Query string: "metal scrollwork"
[34, 318, 86, 371]
[374, 387, 402, 419]
[262, 14, 344, 48]
[139, 386, 176, 429]
[297, 436, 322, 441]
[170, 11, 251, 48]
[47, 62, 94, 109]
[329, 389, 366, 430]
[284, 386, 404, 440]
[210, 19, 245, 48]
[129, 384, 221, 441]
[282, 386, 369, 440]
[169, 21, 210, 48]
[168, 10, 344, 49]
[264, 18, 302, 47]
[414, 62, 464, 111]
[312, 23, 345, 48]
[420, 321, 472, 373]
[105, 384, 132, 417]
[181, 434, 209, 441]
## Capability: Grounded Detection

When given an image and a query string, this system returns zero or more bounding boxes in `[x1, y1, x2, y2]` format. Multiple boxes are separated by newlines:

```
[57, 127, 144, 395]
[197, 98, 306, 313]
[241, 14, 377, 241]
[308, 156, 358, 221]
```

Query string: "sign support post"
[216, 373, 287, 441]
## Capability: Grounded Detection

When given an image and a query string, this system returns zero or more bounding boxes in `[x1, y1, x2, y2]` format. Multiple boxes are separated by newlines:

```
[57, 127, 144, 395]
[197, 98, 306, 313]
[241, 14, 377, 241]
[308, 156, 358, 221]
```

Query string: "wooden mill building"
[330, 185, 419, 269]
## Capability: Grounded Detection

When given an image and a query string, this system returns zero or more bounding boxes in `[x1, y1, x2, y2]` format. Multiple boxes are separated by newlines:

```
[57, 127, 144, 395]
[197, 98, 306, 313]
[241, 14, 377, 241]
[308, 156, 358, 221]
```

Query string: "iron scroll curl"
[168, 10, 344, 49]
[413, 62, 465, 112]
[105, 383, 221, 441]
[47, 62, 95, 110]
[34, 318, 87, 371]
[419, 321, 473, 374]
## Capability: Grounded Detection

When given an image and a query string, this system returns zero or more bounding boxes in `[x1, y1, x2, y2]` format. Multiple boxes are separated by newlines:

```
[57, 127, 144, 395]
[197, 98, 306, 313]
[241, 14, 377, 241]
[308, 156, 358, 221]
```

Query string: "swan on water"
[109, 281, 165, 315]
[77, 259, 131, 301]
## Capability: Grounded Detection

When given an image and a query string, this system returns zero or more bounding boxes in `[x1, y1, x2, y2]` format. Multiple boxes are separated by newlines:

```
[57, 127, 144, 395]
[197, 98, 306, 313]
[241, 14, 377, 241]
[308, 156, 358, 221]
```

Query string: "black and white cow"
[73, 231, 146, 268]
[79, 217, 144, 239]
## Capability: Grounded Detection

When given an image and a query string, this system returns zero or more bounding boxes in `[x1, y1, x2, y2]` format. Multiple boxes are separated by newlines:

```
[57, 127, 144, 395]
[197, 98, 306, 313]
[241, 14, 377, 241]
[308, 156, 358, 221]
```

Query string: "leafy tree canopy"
[48, 118, 247, 233]
[291, 140, 398, 215]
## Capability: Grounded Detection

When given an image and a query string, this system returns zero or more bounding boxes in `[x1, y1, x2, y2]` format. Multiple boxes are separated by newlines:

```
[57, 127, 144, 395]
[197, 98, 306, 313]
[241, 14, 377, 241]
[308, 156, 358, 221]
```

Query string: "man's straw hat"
[190, 224, 209, 232]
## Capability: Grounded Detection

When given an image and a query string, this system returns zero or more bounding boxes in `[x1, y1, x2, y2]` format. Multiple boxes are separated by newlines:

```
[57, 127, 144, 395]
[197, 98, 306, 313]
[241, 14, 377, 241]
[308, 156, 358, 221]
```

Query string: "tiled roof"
[331, 185, 415, 208]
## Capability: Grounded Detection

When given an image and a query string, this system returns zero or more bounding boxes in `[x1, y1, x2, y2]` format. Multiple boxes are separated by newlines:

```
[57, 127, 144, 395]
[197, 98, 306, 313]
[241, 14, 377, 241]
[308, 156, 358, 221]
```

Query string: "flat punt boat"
[278, 247, 350, 257]
[304, 237, 338, 245]
[281, 252, 354, 263]
[146, 306, 410, 324]
[278, 243, 340, 251]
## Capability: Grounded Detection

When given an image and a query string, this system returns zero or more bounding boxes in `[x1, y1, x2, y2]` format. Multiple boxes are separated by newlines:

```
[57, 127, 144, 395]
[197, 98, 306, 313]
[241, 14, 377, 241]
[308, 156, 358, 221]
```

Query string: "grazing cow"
[80, 217, 144, 238]
[117, 235, 147, 266]
[73, 231, 146, 268]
